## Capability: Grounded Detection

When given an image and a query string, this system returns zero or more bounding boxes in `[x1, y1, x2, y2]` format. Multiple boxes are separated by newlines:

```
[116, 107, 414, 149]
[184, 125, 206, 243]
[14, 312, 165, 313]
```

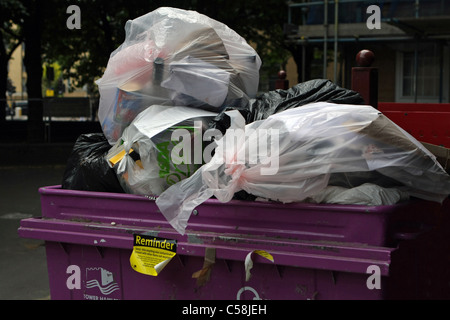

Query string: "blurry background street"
[0, 161, 67, 299]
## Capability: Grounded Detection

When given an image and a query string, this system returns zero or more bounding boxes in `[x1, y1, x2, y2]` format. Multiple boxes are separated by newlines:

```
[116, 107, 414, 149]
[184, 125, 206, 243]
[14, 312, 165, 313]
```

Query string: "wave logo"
[85, 267, 120, 296]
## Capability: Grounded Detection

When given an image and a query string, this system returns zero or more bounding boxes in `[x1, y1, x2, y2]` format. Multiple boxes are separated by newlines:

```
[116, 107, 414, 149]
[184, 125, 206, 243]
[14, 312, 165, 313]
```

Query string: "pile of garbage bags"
[156, 102, 450, 234]
[105, 105, 218, 196]
[96, 7, 261, 145]
[61, 7, 450, 235]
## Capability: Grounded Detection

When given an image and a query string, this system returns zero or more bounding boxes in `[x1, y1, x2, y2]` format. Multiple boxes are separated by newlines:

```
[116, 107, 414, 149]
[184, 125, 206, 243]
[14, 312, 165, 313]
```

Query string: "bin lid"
[35, 185, 440, 247]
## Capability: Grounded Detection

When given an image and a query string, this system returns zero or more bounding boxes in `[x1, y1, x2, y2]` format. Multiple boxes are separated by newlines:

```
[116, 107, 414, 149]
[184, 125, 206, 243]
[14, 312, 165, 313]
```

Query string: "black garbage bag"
[62, 133, 125, 193]
[210, 79, 366, 133]
[243, 79, 365, 122]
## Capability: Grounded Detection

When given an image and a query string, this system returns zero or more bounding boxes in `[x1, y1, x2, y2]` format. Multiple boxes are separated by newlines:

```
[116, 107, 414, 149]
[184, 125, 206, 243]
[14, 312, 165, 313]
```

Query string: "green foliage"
[4, 0, 292, 97]
[43, 0, 291, 94]
[0, 0, 26, 67]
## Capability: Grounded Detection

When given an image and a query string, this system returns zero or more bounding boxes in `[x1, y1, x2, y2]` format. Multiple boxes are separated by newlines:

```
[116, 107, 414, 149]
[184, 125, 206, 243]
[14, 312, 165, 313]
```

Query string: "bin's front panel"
[44, 241, 386, 300]
[19, 215, 394, 300]
[23, 202, 450, 300]
[24, 186, 447, 300]
[19, 217, 394, 276]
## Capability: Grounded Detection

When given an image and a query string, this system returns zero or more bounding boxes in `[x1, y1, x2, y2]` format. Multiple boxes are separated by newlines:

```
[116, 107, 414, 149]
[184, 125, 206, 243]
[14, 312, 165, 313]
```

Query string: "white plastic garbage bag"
[156, 102, 450, 235]
[305, 183, 410, 206]
[96, 7, 261, 144]
[107, 105, 218, 196]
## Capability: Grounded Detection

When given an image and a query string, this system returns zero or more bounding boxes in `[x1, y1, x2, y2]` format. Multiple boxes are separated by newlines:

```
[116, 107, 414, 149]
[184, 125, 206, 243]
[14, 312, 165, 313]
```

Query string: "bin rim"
[39, 185, 410, 214]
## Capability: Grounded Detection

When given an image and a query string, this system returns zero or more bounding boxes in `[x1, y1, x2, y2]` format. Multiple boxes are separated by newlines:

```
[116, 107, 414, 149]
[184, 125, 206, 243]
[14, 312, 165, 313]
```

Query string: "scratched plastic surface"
[32, 185, 439, 246]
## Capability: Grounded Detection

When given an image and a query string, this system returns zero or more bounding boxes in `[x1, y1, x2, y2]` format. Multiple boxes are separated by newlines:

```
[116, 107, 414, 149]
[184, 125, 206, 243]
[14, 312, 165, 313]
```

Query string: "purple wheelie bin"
[18, 185, 450, 300]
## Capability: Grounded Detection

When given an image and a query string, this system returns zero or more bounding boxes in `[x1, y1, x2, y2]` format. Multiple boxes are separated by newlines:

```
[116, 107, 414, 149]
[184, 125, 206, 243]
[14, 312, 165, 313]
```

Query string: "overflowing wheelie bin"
[17, 185, 449, 300]
[18, 7, 450, 300]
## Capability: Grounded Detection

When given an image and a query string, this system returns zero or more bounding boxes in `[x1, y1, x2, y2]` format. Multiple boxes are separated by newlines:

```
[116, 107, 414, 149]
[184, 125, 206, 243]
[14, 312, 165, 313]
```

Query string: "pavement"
[0, 164, 67, 300]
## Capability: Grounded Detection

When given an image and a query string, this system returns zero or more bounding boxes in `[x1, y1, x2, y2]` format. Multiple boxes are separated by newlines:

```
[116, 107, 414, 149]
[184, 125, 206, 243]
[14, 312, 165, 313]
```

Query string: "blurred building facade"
[285, 0, 450, 103]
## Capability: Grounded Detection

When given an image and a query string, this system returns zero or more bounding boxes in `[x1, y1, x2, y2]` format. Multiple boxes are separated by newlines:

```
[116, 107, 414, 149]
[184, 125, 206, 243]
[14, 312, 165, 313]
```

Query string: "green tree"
[23, 0, 45, 142]
[3, 0, 291, 141]
[43, 0, 290, 95]
[1, 0, 47, 142]
[42, 0, 173, 94]
[191, 0, 291, 89]
[0, 0, 26, 125]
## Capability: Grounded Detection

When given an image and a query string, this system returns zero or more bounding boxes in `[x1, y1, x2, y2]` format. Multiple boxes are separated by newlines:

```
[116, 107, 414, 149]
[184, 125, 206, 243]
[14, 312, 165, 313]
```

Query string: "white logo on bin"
[85, 267, 120, 295]
[66, 265, 121, 299]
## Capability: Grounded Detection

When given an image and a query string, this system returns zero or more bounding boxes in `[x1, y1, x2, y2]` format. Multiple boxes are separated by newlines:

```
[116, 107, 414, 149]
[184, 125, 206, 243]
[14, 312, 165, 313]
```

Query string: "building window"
[396, 43, 449, 103]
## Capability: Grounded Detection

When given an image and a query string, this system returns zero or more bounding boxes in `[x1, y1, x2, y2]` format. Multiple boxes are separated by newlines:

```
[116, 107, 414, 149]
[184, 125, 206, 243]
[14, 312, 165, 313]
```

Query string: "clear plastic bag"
[305, 183, 410, 206]
[96, 7, 261, 144]
[107, 105, 218, 196]
[156, 102, 450, 235]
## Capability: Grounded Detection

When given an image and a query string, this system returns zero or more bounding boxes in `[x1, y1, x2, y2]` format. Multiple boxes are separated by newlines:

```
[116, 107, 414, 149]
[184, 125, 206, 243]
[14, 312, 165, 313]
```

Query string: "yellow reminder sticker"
[253, 250, 274, 262]
[130, 234, 177, 276]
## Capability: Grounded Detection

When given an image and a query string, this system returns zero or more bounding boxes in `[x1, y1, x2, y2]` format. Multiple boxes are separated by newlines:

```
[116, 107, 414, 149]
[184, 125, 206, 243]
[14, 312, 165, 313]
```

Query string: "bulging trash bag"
[96, 7, 261, 144]
[107, 105, 219, 196]
[243, 79, 366, 122]
[209, 79, 366, 134]
[62, 133, 125, 193]
[305, 183, 411, 206]
[156, 102, 450, 235]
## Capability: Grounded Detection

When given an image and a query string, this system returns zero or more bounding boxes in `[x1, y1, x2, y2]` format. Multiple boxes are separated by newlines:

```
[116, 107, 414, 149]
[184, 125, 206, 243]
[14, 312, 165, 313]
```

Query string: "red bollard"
[351, 50, 378, 109]
[275, 70, 289, 90]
